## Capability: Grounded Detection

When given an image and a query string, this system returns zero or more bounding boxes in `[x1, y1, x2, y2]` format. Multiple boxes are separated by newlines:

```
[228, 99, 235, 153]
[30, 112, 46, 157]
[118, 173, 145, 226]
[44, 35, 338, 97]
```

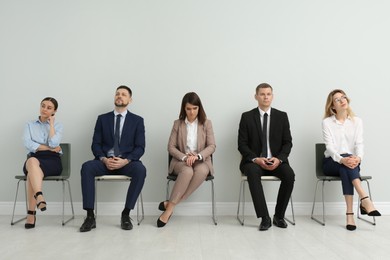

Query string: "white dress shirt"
[322, 115, 364, 163]
[185, 118, 198, 153]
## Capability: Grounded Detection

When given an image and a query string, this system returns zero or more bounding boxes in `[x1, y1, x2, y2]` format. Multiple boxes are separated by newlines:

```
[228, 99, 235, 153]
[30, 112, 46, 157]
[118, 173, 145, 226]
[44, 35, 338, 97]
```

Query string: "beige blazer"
[168, 119, 216, 174]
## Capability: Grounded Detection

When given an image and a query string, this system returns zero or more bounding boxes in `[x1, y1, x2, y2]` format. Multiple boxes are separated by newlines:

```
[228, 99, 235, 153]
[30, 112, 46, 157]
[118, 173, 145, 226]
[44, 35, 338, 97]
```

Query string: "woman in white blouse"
[322, 89, 380, 231]
[157, 92, 216, 228]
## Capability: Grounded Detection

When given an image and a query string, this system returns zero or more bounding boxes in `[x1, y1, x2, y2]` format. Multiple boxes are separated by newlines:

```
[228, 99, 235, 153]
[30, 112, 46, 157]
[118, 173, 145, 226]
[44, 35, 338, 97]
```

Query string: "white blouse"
[322, 115, 364, 163]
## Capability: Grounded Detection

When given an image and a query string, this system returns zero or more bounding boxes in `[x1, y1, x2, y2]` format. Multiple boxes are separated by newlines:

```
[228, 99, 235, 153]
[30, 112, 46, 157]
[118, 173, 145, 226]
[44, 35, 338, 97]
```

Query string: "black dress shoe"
[121, 215, 133, 230]
[259, 216, 272, 231]
[273, 216, 288, 228]
[80, 216, 96, 232]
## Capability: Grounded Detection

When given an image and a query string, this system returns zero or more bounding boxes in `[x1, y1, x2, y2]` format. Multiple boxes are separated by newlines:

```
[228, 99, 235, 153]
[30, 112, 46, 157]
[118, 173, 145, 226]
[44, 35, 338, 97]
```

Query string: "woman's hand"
[185, 152, 198, 166]
[341, 156, 360, 169]
[51, 146, 62, 153]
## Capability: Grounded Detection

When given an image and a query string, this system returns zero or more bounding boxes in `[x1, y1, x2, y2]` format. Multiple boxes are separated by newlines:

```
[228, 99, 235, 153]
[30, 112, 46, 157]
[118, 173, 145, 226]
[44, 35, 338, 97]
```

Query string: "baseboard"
[2, 201, 390, 216]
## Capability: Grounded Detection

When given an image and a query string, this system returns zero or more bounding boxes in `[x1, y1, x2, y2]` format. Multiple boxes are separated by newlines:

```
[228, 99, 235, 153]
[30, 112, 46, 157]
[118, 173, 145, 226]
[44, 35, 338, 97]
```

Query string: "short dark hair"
[179, 92, 207, 124]
[116, 85, 132, 97]
[256, 83, 273, 94]
[41, 97, 58, 110]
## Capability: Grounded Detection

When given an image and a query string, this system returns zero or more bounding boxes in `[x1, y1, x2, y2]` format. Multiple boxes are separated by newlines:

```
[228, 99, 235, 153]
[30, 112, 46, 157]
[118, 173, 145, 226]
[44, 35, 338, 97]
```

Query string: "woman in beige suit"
[157, 92, 216, 227]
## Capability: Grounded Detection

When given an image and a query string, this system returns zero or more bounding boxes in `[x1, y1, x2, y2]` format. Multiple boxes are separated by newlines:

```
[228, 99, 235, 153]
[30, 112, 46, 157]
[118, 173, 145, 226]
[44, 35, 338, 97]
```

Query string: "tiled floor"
[2, 215, 388, 260]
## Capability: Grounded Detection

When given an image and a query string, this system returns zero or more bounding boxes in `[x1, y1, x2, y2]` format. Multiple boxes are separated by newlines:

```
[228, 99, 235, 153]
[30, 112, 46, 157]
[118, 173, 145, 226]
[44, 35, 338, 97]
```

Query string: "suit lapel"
[197, 122, 204, 152]
[253, 108, 263, 140]
[180, 121, 187, 152]
[269, 108, 276, 140]
[109, 112, 115, 141]
[120, 111, 131, 144]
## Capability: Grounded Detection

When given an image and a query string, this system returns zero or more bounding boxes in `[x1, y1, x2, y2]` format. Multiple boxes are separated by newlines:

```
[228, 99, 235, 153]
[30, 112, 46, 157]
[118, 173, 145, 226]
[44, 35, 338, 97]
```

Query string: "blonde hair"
[324, 89, 354, 118]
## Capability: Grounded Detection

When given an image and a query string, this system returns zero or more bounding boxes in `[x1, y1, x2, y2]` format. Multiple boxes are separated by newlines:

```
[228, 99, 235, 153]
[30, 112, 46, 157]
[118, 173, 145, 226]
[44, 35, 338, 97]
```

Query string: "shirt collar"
[114, 110, 128, 117]
[258, 107, 271, 116]
[331, 114, 351, 123]
[185, 118, 198, 125]
[35, 116, 49, 124]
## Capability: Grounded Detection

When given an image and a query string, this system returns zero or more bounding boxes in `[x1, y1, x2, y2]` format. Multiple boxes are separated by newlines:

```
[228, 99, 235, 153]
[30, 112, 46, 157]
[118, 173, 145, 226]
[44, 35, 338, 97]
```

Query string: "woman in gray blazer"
[157, 92, 216, 227]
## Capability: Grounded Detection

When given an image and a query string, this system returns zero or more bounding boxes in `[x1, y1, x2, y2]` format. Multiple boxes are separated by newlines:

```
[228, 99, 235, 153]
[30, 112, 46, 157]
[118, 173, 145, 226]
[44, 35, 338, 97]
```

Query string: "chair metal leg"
[357, 180, 376, 225]
[311, 180, 326, 225]
[284, 196, 295, 225]
[94, 180, 98, 218]
[62, 180, 75, 226]
[236, 179, 246, 225]
[137, 192, 145, 225]
[210, 179, 217, 225]
[11, 179, 28, 225]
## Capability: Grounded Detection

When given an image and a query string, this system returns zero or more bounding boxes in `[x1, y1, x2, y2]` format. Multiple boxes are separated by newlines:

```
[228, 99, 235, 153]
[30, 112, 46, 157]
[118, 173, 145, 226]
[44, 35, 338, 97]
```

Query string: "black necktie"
[114, 114, 122, 156]
[262, 113, 268, 158]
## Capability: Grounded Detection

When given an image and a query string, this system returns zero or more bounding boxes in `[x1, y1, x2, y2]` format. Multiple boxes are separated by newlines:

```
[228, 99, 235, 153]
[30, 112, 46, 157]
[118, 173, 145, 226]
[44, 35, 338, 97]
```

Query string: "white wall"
[1, 0, 389, 213]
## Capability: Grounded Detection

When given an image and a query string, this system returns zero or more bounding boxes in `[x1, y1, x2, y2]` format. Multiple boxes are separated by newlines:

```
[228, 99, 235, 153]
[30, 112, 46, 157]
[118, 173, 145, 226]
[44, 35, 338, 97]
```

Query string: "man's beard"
[115, 101, 128, 107]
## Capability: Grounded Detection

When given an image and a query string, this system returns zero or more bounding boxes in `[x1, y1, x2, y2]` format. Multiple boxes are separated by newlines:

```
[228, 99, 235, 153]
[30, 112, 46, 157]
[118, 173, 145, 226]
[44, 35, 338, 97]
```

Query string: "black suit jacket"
[91, 110, 145, 161]
[238, 107, 292, 170]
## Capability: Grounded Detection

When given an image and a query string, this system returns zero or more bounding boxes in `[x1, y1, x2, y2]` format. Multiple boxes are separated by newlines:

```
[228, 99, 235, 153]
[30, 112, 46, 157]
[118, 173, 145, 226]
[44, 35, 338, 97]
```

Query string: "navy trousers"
[323, 156, 360, 195]
[81, 159, 146, 210]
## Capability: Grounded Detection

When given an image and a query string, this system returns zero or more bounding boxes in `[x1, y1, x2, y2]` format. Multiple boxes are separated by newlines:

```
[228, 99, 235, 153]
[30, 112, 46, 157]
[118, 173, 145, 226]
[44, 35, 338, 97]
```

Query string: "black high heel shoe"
[157, 212, 172, 228]
[25, 210, 36, 229]
[346, 213, 356, 231]
[158, 201, 168, 211]
[34, 191, 47, 211]
[360, 196, 381, 216]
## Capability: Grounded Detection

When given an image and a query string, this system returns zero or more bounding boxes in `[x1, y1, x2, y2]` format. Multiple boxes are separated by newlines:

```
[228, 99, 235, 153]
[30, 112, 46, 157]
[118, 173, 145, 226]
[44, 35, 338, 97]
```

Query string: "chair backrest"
[60, 143, 71, 178]
[315, 143, 326, 178]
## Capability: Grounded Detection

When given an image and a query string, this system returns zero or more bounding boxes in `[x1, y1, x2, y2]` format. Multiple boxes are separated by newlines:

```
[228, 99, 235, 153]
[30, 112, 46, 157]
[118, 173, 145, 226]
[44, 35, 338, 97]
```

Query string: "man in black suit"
[79, 85, 146, 232]
[238, 83, 295, 231]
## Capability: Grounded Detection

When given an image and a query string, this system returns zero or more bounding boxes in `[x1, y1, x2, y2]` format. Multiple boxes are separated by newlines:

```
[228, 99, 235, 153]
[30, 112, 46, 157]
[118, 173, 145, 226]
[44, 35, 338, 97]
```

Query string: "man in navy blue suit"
[238, 83, 295, 231]
[80, 85, 146, 232]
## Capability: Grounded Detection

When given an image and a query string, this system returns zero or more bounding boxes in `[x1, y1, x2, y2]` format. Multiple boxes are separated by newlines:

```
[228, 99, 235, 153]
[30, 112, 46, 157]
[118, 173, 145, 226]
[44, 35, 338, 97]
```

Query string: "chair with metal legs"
[165, 154, 217, 225]
[11, 143, 75, 226]
[237, 175, 295, 226]
[94, 175, 144, 225]
[311, 143, 376, 226]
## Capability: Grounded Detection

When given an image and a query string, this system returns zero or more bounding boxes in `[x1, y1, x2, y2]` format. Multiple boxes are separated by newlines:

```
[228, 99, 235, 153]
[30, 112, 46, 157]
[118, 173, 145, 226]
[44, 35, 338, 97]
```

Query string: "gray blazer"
[168, 119, 216, 174]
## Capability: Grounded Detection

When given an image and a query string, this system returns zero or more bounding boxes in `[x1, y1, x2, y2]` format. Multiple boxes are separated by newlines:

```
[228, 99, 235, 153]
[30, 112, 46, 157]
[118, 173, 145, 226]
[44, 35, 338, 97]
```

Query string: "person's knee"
[181, 167, 194, 177]
[80, 161, 95, 177]
[130, 162, 147, 179]
[26, 157, 39, 168]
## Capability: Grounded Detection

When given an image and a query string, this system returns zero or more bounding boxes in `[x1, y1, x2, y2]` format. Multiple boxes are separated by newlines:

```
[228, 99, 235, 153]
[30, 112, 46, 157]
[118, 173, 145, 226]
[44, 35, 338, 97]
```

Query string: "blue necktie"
[114, 114, 122, 156]
[262, 113, 268, 158]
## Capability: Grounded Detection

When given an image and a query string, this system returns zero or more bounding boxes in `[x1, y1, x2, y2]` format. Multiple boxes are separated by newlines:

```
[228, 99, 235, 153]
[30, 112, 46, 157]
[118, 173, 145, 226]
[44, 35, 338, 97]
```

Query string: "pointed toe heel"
[157, 212, 172, 228]
[158, 201, 168, 211]
[360, 196, 381, 216]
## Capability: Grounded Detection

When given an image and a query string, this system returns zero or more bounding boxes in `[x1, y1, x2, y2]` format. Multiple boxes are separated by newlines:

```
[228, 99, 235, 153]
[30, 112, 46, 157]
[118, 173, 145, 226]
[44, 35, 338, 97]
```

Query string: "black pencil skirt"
[23, 151, 62, 177]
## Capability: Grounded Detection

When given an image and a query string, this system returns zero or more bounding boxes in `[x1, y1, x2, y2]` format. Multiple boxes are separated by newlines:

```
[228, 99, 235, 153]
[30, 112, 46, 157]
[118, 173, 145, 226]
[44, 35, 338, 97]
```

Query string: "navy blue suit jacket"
[91, 110, 145, 161]
[238, 107, 292, 170]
